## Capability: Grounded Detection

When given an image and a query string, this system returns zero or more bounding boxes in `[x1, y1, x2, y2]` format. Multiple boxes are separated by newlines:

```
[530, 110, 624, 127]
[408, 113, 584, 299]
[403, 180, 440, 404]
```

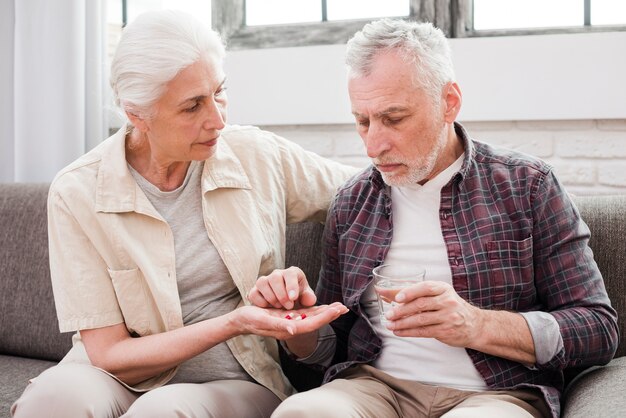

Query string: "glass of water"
[373, 264, 426, 324]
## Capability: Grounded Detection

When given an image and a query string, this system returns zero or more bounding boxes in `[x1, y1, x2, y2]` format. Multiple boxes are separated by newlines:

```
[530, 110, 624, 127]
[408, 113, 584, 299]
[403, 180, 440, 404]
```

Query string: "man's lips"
[375, 163, 403, 173]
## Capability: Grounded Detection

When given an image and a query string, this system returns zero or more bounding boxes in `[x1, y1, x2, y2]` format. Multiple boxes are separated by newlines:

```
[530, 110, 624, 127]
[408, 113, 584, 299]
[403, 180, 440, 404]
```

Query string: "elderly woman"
[11, 10, 354, 418]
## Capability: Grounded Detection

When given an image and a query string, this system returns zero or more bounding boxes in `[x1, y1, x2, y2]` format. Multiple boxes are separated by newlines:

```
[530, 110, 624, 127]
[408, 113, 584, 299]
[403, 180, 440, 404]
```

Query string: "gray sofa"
[1, 183, 625, 417]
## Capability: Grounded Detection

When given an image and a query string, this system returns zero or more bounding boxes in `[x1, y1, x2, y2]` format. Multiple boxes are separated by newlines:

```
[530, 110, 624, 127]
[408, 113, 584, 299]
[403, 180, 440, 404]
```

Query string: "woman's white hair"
[346, 19, 455, 102]
[110, 9, 225, 118]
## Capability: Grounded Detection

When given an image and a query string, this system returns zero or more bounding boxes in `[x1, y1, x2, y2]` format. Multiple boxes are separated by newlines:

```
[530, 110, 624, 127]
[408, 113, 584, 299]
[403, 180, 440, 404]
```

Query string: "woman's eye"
[215, 87, 227, 97]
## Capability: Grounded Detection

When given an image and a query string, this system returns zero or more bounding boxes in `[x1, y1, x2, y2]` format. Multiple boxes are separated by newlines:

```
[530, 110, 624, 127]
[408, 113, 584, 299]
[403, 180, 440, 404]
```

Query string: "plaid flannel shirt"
[317, 123, 618, 418]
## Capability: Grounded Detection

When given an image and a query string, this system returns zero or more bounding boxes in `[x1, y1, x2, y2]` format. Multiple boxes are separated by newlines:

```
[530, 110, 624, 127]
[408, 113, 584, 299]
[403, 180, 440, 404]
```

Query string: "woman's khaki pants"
[11, 363, 281, 418]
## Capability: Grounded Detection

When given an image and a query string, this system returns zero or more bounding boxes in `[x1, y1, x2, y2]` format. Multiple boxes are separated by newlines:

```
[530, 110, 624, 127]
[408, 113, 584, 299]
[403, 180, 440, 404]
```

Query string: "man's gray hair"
[110, 9, 225, 119]
[346, 19, 455, 102]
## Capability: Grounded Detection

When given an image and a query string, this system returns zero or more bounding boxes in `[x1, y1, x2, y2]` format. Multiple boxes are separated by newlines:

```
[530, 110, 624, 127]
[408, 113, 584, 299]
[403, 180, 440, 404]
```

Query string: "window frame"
[211, 0, 472, 49]
[211, 0, 626, 50]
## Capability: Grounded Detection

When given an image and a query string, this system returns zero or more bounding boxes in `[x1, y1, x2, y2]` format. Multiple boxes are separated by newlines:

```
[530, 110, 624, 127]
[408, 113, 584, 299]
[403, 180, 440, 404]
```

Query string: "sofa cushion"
[0, 354, 57, 417]
[562, 356, 626, 417]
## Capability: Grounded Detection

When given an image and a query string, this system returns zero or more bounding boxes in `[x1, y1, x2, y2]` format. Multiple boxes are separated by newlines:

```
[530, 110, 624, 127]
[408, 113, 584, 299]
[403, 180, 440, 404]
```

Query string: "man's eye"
[185, 103, 200, 112]
[386, 117, 403, 125]
[356, 120, 369, 128]
[215, 87, 227, 97]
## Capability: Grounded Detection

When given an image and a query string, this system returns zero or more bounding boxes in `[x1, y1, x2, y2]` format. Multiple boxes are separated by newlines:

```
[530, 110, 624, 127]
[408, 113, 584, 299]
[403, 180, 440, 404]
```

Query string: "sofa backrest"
[0, 183, 72, 361]
[1, 184, 623, 363]
[572, 195, 626, 358]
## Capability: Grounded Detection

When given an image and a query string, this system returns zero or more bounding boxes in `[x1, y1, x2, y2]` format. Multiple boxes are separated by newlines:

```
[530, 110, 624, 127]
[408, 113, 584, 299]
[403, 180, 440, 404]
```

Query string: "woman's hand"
[79, 274, 348, 387]
[80, 301, 347, 386]
[230, 302, 348, 341]
[248, 266, 316, 310]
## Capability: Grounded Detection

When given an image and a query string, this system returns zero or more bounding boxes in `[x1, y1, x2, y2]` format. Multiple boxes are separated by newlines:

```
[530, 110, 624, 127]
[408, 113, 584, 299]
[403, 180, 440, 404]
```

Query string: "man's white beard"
[378, 128, 448, 187]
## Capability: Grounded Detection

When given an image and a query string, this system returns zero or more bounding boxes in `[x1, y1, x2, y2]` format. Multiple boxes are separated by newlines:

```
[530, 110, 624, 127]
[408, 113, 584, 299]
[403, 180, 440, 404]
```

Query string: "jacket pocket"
[107, 268, 151, 336]
[486, 236, 535, 309]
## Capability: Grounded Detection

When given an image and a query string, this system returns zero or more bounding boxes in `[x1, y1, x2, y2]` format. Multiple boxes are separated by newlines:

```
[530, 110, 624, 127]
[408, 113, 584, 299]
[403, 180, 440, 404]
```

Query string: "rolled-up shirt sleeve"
[280, 324, 336, 368]
[521, 311, 563, 366]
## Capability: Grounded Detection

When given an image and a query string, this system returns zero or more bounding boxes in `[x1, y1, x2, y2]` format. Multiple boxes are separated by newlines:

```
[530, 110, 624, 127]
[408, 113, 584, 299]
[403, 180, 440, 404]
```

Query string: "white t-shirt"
[361, 153, 488, 391]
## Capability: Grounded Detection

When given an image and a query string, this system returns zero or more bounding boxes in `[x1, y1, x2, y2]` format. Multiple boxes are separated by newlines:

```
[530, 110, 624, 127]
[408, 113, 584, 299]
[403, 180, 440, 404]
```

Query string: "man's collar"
[453, 121, 475, 184]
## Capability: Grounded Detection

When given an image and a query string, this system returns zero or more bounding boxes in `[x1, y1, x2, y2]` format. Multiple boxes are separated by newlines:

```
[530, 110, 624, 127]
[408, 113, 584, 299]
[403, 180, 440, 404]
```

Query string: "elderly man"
[249, 18, 618, 418]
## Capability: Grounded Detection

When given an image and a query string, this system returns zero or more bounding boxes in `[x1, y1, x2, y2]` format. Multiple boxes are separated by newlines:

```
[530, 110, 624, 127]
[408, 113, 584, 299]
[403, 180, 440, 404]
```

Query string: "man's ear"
[443, 82, 462, 123]
[125, 110, 149, 133]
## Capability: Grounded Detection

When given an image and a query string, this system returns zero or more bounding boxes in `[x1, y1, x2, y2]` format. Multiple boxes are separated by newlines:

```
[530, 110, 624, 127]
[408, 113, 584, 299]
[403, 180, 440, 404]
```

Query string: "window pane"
[327, 0, 409, 21]
[473, 0, 584, 30]
[106, 1, 123, 65]
[105, 0, 211, 66]
[125, 0, 210, 24]
[592, 0, 626, 25]
[127, 0, 161, 22]
[246, 0, 322, 26]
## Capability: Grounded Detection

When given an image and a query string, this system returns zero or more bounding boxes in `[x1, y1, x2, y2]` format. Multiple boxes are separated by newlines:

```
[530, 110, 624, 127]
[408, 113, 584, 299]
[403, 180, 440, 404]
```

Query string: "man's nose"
[364, 124, 390, 159]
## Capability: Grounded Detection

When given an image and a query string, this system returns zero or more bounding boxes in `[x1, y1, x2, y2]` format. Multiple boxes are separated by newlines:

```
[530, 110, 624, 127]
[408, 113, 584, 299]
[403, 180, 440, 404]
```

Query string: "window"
[473, 0, 626, 33]
[213, 0, 626, 50]
[473, 0, 583, 30]
[213, 0, 467, 49]
[593, 0, 626, 25]
[113, 0, 210, 26]
[105, 0, 211, 129]
[106, 1, 211, 65]
[245, 0, 410, 26]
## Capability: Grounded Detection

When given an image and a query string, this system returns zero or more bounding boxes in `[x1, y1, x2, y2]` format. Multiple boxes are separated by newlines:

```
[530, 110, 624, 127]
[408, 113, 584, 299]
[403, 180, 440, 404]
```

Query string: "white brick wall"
[262, 119, 626, 196]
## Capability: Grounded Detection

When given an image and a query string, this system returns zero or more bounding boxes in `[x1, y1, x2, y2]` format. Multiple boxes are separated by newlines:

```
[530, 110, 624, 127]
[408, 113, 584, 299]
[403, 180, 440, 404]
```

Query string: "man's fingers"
[247, 286, 271, 308]
[268, 275, 292, 309]
[299, 286, 317, 307]
[387, 309, 445, 330]
[253, 276, 284, 309]
[283, 266, 305, 303]
[249, 267, 316, 310]
[395, 281, 447, 303]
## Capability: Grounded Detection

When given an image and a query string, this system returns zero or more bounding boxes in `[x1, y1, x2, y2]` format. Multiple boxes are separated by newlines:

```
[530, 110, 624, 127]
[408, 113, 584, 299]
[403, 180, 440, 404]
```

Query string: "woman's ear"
[125, 110, 149, 133]
[443, 82, 462, 123]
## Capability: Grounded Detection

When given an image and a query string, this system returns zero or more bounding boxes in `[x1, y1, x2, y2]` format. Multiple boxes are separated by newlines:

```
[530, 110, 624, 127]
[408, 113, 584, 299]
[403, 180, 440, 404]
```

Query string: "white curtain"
[0, 0, 107, 182]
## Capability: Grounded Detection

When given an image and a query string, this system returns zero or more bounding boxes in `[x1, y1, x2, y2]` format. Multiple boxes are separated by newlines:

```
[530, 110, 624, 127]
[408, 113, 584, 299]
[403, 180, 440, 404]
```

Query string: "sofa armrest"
[562, 357, 626, 418]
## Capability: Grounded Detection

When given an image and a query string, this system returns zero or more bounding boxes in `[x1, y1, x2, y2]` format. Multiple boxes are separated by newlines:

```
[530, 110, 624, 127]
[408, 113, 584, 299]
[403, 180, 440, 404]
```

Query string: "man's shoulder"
[336, 165, 377, 197]
[471, 139, 552, 177]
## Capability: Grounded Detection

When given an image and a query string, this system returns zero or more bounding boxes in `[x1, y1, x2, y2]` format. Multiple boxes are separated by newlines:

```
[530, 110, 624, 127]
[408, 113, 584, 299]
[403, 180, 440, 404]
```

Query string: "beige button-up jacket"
[47, 125, 356, 398]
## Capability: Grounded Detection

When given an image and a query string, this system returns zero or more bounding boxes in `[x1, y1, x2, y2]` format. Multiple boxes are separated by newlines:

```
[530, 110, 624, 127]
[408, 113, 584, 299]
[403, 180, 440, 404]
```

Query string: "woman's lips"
[197, 137, 218, 147]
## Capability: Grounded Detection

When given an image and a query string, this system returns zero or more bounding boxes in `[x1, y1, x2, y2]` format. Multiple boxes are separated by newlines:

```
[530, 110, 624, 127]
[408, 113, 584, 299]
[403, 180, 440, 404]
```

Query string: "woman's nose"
[203, 100, 226, 131]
